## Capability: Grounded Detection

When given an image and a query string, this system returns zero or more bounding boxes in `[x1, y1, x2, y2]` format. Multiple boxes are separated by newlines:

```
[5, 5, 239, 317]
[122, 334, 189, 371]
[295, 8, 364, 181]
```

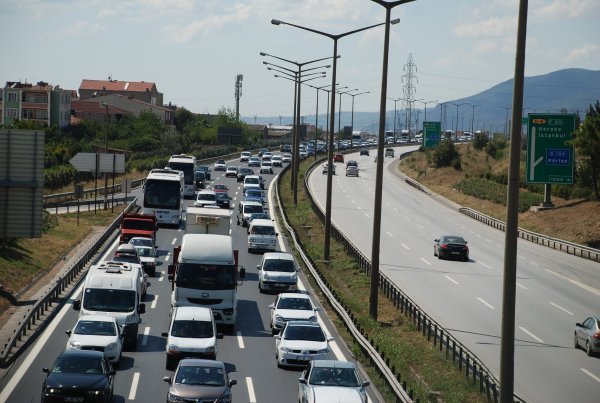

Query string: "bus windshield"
[144, 179, 181, 209]
[168, 162, 194, 185]
[176, 263, 235, 290]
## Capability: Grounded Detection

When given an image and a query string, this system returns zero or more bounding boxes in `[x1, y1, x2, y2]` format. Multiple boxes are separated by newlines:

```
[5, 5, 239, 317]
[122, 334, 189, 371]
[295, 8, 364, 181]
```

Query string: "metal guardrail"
[0, 200, 138, 367]
[295, 156, 524, 402]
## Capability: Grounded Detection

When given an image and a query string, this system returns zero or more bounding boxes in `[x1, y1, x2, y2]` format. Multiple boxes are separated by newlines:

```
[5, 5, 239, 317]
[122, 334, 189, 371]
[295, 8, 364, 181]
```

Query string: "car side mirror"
[65, 329, 72, 336]
[298, 378, 307, 385]
[217, 333, 224, 339]
[327, 337, 334, 342]
[575, 322, 582, 327]
[434, 239, 439, 242]
[315, 307, 322, 312]
[362, 381, 371, 387]
[73, 300, 81, 311]
[138, 303, 146, 314]
[274, 335, 281, 340]
[43, 368, 50, 373]
[229, 379, 237, 387]
[256, 264, 261, 270]
[163, 376, 172, 384]
[161, 331, 168, 337]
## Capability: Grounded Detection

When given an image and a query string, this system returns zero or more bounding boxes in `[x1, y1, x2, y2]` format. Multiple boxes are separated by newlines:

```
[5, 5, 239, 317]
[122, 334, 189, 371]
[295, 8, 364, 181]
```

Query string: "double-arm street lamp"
[348, 91, 369, 147]
[272, 17, 398, 262]
[306, 83, 334, 160]
[387, 97, 401, 139]
[415, 98, 438, 123]
[469, 103, 480, 134]
[449, 101, 467, 140]
[261, 51, 334, 205]
[337, 88, 358, 146]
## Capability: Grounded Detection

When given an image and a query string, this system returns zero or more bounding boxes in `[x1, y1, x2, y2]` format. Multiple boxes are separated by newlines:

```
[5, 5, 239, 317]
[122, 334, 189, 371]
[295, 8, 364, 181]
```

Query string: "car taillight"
[593, 331, 600, 339]
[441, 244, 447, 249]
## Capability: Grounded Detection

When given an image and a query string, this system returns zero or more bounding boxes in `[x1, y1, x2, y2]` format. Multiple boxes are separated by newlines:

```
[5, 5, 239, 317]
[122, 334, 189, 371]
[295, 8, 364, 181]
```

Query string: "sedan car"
[212, 184, 229, 193]
[240, 151, 252, 162]
[225, 166, 239, 178]
[248, 156, 262, 167]
[322, 163, 335, 175]
[433, 235, 469, 261]
[333, 154, 344, 163]
[271, 155, 283, 167]
[269, 293, 320, 334]
[298, 360, 370, 403]
[215, 191, 232, 209]
[346, 165, 359, 177]
[359, 148, 369, 156]
[129, 236, 155, 248]
[214, 159, 226, 171]
[163, 359, 236, 403]
[260, 161, 274, 174]
[275, 321, 333, 368]
[282, 153, 292, 163]
[237, 167, 254, 182]
[574, 316, 600, 356]
[194, 190, 217, 208]
[65, 315, 123, 366]
[133, 243, 158, 276]
[41, 350, 115, 403]
[196, 165, 211, 180]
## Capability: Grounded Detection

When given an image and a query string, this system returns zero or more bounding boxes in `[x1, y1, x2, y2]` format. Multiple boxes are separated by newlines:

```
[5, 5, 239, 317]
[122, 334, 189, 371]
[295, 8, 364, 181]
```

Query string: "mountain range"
[243, 68, 600, 134]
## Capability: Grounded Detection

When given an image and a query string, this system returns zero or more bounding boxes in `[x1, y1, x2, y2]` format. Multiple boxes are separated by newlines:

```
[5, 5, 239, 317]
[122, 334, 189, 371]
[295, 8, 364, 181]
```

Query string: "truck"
[120, 212, 158, 244]
[186, 206, 232, 235]
[168, 234, 243, 332]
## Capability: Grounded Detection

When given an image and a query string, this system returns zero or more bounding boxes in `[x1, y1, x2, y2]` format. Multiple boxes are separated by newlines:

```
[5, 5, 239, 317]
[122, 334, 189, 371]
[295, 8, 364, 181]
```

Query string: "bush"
[473, 132, 488, 150]
[432, 140, 460, 168]
[455, 177, 544, 212]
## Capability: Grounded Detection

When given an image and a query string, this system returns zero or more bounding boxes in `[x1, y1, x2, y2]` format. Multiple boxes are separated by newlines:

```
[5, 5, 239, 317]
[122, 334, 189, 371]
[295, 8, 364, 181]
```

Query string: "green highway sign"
[526, 113, 575, 184]
[423, 121, 441, 148]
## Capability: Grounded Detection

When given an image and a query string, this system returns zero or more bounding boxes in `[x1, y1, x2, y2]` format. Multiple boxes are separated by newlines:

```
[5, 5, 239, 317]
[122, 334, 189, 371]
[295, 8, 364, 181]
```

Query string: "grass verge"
[277, 159, 486, 403]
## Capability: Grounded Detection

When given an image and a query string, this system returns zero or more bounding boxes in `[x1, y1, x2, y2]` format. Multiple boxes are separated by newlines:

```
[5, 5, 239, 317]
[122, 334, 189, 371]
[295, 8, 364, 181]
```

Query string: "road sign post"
[423, 121, 441, 148]
[526, 114, 575, 184]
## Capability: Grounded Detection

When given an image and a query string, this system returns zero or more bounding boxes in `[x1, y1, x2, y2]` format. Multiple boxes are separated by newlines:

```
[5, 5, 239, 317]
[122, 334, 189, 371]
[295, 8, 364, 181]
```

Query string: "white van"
[74, 261, 146, 349]
[248, 218, 277, 253]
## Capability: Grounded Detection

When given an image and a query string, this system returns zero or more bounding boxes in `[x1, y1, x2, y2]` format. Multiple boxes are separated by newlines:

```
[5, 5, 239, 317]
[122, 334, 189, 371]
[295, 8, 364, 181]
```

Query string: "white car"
[269, 293, 320, 334]
[214, 159, 227, 171]
[132, 244, 158, 277]
[240, 151, 252, 162]
[257, 252, 298, 293]
[275, 321, 333, 368]
[162, 306, 221, 370]
[195, 190, 217, 207]
[260, 161, 274, 174]
[282, 153, 292, 163]
[298, 360, 370, 403]
[65, 315, 123, 366]
[129, 236, 155, 248]
[271, 155, 283, 167]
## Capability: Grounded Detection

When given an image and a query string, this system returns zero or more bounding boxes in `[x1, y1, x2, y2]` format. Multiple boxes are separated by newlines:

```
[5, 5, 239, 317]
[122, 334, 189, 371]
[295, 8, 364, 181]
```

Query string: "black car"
[196, 166, 211, 180]
[194, 171, 206, 189]
[42, 350, 115, 403]
[237, 167, 254, 182]
[215, 192, 232, 209]
[434, 235, 469, 261]
[359, 148, 369, 156]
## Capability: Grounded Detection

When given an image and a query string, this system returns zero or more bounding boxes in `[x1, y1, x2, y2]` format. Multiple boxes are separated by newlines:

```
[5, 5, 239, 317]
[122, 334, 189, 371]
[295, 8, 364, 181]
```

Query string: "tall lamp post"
[369, 0, 415, 321]
[337, 88, 358, 148]
[415, 99, 437, 123]
[349, 91, 369, 147]
[306, 83, 333, 160]
[449, 102, 467, 140]
[469, 104, 480, 134]
[100, 101, 109, 210]
[387, 97, 400, 140]
[498, 105, 512, 137]
[261, 51, 334, 205]
[272, 18, 396, 262]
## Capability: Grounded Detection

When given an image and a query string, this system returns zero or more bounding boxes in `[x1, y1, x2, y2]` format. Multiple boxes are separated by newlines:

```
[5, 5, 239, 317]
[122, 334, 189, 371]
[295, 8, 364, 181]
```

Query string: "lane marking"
[158, 271, 164, 282]
[516, 282, 527, 290]
[165, 253, 171, 263]
[445, 275, 459, 285]
[171, 238, 176, 245]
[477, 261, 491, 269]
[386, 231, 393, 237]
[357, 206, 362, 210]
[545, 269, 600, 296]
[530, 261, 539, 267]
[519, 326, 544, 343]
[128, 372, 141, 400]
[141, 326, 151, 346]
[237, 330, 245, 349]
[246, 377, 257, 402]
[416, 223, 424, 229]
[364, 213, 370, 218]
[549, 302, 574, 315]
[580, 368, 600, 383]
[477, 297, 495, 310]
[151, 295, 159, 309]
[420, 257, 431, 266]
[400, 243, 410, 250]
[393, 207, 398, 212]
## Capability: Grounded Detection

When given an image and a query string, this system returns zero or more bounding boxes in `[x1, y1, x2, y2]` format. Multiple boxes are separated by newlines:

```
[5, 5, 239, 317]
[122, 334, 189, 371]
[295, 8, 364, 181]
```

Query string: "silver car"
[163, 359, 236, 403]
[298, 360, 370, 403]
[574, 316, 600, 356]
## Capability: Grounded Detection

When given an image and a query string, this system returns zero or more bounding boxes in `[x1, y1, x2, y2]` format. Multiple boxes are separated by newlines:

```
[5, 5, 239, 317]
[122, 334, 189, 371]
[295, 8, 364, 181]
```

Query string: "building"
[0, 81, 71, 128]
[79, 79, 163, 106]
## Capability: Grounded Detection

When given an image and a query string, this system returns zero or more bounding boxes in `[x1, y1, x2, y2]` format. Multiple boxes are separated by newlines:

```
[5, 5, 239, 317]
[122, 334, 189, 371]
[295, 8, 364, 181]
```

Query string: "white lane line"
[246, 377, 257, 402]
[517, 255, 525, 260]
[357, 206, 362, 210]
[530, 260, 539, 267]
[317, 315, 344, 359]
[346, 194, 351, 198]
[519, 326, 544, 343]
[580, 368, 600, 383]
[393, 207, 398, 212]
[141, 327, 151, 346]
[364, 213, 370, 218]
[549, 301, 574, 315]
[385, 201, 390, 206]
[516, 282, 527, 290]
[171, 238, 177, 245]
[400, 243, 410, 250]
[351, 200, 356, 204]
[477, 297, 495, 310]
[237, 330, 245, 349]
[165, 253, 171, 263]
[445, 275, 459, 285]
[386, 231, 393, 237]
[477, 260, 491, 269]
[158, 271, 165, 282]
[420, 257, 431, 266]
[545, 269, 600, 296]
[128, 372, 141, 400]
[416, 223, 424, 229]
[151, 295, 159, 309]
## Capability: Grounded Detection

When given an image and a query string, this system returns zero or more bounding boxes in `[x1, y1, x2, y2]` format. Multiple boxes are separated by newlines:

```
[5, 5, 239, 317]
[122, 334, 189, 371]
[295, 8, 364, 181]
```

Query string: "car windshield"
[135, 247, 156, 257]
[175, 365, 226, 386]
[129, 238, 153, 247]
[283, 325, 325, 342]
[194, 172, 205, 180]
[213, 185, 227, 191]
[197, 193, 216, 201]
[277, 297, 311, 310]
[176, 263, 235, 290]
[171, 320, 214, 338]
[51, 356, 105, 374]
[250, 225, 275, 236]
[250, 213, 269, 221]
[216, 160, 225, 164]
[215, 193, 229, 200]
[73, 320, 117, 336]
[309, 367, 360, 387]
[442, 236, 466, 244]
[246, 178, 259, 184]
[246, 190, 262, 198]
[263, 259, 294, 272]
[83, 289, 136, 312]
[244, 205, 264, 214]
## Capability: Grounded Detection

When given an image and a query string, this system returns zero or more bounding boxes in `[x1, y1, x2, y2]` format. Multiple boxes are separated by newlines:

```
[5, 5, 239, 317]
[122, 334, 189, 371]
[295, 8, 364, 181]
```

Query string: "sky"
[2, 0, 598, 122]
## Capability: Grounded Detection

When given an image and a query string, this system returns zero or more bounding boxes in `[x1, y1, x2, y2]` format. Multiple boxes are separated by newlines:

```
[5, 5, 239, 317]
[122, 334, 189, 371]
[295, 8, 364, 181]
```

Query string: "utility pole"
[235, 74, 243, 121]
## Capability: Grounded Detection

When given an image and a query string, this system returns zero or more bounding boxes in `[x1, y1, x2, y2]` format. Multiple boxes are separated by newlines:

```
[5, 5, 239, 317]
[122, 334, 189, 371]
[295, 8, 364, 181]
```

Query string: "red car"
[333, 154, 344, 163]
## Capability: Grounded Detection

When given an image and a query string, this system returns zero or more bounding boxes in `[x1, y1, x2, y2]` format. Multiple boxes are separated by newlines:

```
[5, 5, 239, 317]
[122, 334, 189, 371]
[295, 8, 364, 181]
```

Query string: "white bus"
[167, 154, 197, 198]
[142, 168, 184, 225]
[168, 234, 241, 332]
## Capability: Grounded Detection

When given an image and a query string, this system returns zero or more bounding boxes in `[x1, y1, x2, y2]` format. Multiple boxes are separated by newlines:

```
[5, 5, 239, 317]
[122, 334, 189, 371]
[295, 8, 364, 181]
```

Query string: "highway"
[0, 158, 381, 403]
[307, 147, 600, 403]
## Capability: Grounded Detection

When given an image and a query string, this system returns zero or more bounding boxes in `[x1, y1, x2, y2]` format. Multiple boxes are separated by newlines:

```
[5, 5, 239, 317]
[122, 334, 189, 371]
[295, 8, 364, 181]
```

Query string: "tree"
[574, 101, 600, 199]
[432, 139, 460, 168]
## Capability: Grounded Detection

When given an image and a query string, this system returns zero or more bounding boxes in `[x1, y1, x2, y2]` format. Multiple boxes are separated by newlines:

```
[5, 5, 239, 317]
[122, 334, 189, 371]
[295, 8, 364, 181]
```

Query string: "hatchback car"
[269, 293, 320, 334]
[196, 165, 211, 180]
[163, 359, 236, 403]
[385, 148, 395, 157]
[298, 360, 370, 403]
[275, 321, 333, 368]
[194, 170, 206, 189]
[132, 243, 158, 276]
[215, 191, 232, 209]
[359, 148, 369, 156]
[41, 350, 115, 403]
[162, 306, 221, 370]
[322, 163, 335, 175]
[260, 161, 274, 174]
[258, 252, 298, 293]
[214, 159, 226, 171]
[225, 166, 239, 178]
[271, 155, 283, 167]
[239, 151, 252, 162]
[65, 315, 123, 366]
[346, 165, 359, 177]
[433, 235, 469, 261]
[248, 156, 261, 167]
[333, 154, 344, 163]
[574, 316, 600, 356]
[237, 167, 255, 182]
[195, 190, 218, 208]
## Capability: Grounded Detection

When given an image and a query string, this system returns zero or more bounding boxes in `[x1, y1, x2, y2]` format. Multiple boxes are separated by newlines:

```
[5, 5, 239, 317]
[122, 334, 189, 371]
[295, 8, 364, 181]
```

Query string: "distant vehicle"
[194, 170, 206, 189]
[120, 213, 158, 244]
[237, 167, 255, 182]
[322, 163, 335, 175]
[212, 184, 229, 193]
[385, 148, 395, 157]
[282, 153, 292, 163]
[42, 350, 115, 403]
[248, 219, 278, 253]
[275, 321, 333, 368]
[260, 161, 274, 174]
[248, 156, 261, 167]
[131, 241, 158, 277]
[243, 175, 264, 191]
[271, 155, 283, 167]
[269, 292, 320, 334]
[345, 164, 359, 177]
[214, 159, 227, 171]
[298, 360, 370, 403]
[258, 148, 269, 157]
[433, 235, 469, 261]
[280, 144, 292, 152]
[142, 168, 183, 226]
[240, 151, 252, 162]
[195, 190, 218, 208]
[333, 154, 344, 163]
[167, 154, 197, 198]
[238, 201, 264, 227]
[215, 191, 232, 209]
[574, 316, 600, 356]
[359, 148, 369, 156]
[196, 165, 211, 180]
[242, 188, 265, 206]
[225, 166, 239, 178]
[163, 359, 237, 403]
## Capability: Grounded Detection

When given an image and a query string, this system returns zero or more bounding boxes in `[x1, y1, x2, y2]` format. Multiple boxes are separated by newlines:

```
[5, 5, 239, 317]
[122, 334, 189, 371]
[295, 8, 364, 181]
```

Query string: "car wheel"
[586, 340, 594, 356]
[463, 255, 469, 262]
[438, 252, 443, 260]
[574, 333, 579, 349]
[166, 355, 176, 371]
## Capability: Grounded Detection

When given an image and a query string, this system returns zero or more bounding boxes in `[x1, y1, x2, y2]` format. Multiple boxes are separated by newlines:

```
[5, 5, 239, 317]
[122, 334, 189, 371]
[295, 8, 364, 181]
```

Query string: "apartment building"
[79, 78, 163, 106]
[1, 81, 71, 128]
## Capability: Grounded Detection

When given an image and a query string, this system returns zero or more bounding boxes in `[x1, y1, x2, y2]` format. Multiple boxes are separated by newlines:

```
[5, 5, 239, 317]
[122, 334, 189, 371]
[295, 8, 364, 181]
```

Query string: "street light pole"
[337, 88, 358, 148]
[449, 102, 466, 140]
[349, 91, 369, 147]
[469, 104, 480, 134]
[498, 106, 512, 137]
[100, 101, 109, 210]
[387, 97, 399, 139]
[272, 17, 396, 262]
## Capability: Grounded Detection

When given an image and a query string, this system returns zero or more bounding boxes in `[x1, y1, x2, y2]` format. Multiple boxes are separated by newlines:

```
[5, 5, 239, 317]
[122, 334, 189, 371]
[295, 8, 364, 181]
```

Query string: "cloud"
[566, 44, 599, 63]
[452, 16, 515, 38]
[537, 0, 599, 19]
[63, 20, 106, 35]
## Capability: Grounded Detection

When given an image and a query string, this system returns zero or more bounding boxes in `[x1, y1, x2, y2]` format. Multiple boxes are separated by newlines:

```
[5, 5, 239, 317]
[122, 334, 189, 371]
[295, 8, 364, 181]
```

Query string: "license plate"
[297, 355, 310, 361]
[451, 251, 460, 255]
[65, 398, 84, 403]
